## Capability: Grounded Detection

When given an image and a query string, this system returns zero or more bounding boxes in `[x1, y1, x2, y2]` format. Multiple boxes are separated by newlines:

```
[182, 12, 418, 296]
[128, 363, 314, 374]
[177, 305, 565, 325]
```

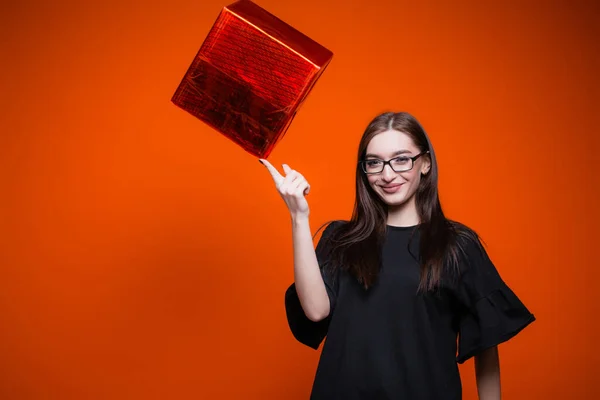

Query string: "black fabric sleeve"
[284, 221, 342, 350]
[454, 237, 536, 363]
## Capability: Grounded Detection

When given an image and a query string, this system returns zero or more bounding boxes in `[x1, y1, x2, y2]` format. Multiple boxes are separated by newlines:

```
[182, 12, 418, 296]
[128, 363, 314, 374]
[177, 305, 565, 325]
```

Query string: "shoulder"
[314, 219, 348, 252]
[318, 219, 349, 239]
[447, 220, 491, 273]
[314, 220, 348, 267]
[327, 219, 349, 229]
[448, 220, 484, 252]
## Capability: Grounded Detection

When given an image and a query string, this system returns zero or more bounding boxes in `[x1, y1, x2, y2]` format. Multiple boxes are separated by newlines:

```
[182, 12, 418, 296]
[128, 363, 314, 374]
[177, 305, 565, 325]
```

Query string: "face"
[363, 129, 431, 208]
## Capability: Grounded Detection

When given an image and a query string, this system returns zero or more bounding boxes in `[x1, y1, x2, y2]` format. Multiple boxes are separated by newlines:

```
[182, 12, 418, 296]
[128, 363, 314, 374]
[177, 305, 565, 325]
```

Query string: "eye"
[391, 157, 410, 166]
[365, 160, 383, 167]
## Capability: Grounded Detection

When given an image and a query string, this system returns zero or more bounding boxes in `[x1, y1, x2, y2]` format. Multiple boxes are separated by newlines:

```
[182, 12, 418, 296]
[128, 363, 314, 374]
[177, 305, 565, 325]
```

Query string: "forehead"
[366, 129, 418, 157]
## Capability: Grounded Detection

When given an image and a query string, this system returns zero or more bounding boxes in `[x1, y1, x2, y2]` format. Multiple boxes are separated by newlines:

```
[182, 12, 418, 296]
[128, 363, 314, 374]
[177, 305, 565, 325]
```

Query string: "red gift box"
[172, 0, 333, 158]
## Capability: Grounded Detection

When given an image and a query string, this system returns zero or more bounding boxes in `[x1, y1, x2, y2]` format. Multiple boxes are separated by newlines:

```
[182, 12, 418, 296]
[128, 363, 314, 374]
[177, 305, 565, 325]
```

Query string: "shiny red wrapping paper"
[172, 0, 333, 158]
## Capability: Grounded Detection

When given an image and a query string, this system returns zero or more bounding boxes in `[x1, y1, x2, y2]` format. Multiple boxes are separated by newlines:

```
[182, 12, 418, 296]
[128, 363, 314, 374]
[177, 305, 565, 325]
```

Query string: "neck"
[386, 195, 420, 227]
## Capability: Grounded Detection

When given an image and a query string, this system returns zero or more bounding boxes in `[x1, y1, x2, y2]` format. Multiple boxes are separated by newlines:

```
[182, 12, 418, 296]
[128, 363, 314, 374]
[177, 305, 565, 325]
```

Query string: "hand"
[259, 159, 310, 219]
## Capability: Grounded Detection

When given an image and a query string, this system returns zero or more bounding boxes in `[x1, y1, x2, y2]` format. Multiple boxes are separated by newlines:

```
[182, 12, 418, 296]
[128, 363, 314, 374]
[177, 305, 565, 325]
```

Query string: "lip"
[380, 183, 404, 194]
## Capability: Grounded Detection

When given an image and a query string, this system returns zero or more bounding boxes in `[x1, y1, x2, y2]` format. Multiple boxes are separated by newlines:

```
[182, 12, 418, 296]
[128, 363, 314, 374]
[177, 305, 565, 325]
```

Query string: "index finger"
[259, 159, 284, 186]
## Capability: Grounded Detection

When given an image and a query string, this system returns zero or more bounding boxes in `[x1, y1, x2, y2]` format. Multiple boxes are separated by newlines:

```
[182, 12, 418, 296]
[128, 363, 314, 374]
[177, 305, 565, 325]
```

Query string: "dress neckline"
[386, 224, 420, 231]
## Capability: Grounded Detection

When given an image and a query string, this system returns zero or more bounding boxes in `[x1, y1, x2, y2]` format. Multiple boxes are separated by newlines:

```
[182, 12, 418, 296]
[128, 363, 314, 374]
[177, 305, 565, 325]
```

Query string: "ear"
[421, 157, 431, 175]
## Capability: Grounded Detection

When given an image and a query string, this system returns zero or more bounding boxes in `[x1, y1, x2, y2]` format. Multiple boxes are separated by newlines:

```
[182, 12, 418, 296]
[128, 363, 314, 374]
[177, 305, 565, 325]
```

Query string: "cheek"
[366, 175, 378, 187]
[400, 170, 419, 183]
[401, 171, 422, 193]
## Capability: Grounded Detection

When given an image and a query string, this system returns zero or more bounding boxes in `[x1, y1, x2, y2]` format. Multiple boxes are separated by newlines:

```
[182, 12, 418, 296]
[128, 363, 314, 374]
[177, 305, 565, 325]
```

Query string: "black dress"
[284, 221, 535, 400]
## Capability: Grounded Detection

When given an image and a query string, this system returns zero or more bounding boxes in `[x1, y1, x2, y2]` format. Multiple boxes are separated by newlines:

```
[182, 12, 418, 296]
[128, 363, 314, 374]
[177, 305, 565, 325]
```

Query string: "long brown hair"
[319, 112, 480, 292]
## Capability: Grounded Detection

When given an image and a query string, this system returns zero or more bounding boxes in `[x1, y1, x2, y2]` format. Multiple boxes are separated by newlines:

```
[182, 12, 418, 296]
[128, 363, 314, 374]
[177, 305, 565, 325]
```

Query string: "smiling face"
[363, 129, 431, 208]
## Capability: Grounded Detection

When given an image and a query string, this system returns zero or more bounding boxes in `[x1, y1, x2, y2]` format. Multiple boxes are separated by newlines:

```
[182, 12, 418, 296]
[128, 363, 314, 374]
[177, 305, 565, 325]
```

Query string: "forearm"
[475, 346, 501, 400]
[291, 216, 331, 322]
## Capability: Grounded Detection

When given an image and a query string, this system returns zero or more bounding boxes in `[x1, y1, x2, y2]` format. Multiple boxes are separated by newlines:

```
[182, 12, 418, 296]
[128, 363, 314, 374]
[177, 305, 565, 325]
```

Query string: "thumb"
[282, 164, 292, 175]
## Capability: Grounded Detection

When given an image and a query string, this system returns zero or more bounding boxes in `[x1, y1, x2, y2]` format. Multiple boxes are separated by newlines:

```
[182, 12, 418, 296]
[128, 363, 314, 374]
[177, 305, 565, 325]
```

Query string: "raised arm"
[260, 159, 330, 322]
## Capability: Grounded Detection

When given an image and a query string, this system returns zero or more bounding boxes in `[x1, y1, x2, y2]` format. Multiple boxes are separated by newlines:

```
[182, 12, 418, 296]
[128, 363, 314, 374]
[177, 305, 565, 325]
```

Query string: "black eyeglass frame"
[359, 151, 430, 174]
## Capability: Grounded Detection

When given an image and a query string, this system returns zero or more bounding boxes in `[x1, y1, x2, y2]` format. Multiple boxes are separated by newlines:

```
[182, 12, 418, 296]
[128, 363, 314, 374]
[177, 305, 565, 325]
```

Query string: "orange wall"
[1, 0, 598, 398]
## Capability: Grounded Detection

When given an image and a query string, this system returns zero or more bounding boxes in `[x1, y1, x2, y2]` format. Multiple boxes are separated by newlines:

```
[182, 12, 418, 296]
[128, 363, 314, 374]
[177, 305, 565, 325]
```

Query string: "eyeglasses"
[359, 151, 430, 174]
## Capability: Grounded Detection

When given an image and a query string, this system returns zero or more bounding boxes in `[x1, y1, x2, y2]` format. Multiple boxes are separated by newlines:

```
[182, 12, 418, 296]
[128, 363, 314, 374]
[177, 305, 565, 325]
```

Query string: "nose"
[381, 164, 396, 181]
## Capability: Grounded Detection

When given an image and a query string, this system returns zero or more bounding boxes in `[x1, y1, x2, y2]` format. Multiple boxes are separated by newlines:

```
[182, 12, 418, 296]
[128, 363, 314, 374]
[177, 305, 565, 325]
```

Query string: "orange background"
[1, 0, 598, 398]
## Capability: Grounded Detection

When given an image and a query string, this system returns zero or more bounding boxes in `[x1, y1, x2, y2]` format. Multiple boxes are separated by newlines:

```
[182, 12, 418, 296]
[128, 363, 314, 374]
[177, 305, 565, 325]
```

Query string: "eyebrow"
[364, 150, 412, 159]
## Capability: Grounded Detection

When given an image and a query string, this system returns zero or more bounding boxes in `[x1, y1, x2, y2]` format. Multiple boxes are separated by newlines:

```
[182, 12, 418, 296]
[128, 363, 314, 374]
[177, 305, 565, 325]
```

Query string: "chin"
[378, 192, 410, 207]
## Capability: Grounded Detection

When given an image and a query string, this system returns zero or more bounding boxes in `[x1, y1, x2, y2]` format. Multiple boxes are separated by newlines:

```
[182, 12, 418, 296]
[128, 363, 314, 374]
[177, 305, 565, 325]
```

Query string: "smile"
[380, 184, 404, 194]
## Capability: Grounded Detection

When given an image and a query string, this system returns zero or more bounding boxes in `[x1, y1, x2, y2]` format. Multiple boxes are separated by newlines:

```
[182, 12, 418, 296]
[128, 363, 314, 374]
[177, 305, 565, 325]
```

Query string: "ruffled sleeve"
[454, 237, 536, 363]
[284, 221, 342, 350]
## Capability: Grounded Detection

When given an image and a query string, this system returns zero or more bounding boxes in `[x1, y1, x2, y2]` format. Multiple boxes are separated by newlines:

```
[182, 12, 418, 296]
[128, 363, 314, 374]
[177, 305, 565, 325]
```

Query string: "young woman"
[260, 112, 535, 400]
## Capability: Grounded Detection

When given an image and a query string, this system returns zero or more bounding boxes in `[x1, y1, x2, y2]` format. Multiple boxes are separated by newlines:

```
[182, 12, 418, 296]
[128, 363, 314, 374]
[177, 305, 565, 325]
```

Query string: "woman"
[260, 112, 535, 399]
